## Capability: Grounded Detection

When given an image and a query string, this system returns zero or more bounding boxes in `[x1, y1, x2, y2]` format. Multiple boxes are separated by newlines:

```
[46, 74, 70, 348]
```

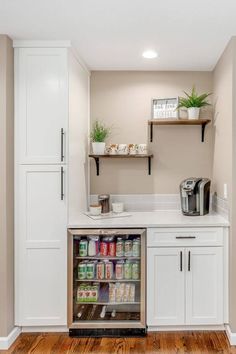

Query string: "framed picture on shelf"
[152, 97, 179, 119]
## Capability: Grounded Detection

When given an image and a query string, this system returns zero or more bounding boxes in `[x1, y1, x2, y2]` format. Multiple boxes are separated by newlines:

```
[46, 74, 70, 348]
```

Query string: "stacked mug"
[106, 143, 147, 155]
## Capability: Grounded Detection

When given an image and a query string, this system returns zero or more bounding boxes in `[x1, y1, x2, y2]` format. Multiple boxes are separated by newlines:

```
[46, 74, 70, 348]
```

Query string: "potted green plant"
[177, 86, 211, 120]
[90, 120, 110, 155]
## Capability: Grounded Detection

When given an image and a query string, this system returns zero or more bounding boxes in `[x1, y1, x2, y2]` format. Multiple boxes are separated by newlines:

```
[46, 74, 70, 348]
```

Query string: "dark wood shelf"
[148, 118, 211, 142]
[89, 154, 153, 176]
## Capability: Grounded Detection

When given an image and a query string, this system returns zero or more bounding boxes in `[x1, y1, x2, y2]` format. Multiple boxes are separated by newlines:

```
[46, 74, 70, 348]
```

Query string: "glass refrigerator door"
[68, 229, 146, 329]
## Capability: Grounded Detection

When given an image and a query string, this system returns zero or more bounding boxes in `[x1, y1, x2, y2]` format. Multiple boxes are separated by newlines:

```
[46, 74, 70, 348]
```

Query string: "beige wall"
[90, 71, 213, 194]
[212, 40, 233, 199]
[0, 35, 14, 337]
[213, 37, 236, 332]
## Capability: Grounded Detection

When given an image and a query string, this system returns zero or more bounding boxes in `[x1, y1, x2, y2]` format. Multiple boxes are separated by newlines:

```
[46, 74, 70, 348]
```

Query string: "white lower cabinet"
[15, 165, 67, 326]
[147, 248, 185, 326]
[185, 247, 223, 325]
[147, 228, 224, 327]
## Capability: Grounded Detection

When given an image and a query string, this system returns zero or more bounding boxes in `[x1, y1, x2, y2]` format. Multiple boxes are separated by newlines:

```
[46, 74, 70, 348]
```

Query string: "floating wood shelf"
[148, 118, 211, 143]
[89, 154, 153, 176]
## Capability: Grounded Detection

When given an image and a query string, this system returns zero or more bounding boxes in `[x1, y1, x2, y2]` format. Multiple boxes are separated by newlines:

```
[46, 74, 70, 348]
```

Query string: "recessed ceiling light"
[142, 50, 158, 59]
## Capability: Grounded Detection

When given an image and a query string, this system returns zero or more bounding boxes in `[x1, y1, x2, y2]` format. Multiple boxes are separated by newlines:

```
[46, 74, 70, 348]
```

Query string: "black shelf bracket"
[150, 122, 153, 142]
[92, 157, 100, 176]
[148, 156, 152, 175]
[201, 123, 207, 142]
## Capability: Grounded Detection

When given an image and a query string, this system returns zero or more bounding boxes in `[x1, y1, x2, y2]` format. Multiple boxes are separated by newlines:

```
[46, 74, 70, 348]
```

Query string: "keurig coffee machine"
[180, 178, 211, 216]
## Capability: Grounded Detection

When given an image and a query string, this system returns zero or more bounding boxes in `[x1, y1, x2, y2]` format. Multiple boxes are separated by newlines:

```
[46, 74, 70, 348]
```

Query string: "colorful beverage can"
[132, 261, 140, 280]
[96, 261, 105, 279]
[132, 238, 141, 257]
[78, 262, 87, 280]
[105, 261, 113, 279]
[116, 238, 124, 257]
[124, 261, 132, 279]
[124, 240, 133, 256]
[86, 262, 95, 279]
[108, 241, 116, 257]
[115, 261, 124, 280]
[79, 240, 88, 257]
[100, 241, 108, 256]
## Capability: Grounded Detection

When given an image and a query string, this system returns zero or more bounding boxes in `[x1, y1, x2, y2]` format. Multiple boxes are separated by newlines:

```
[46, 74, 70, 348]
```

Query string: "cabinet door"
[147, 248, 185, 326]
[15, 48, 68, 164]
[185, 247, 223, 325]
[15, 165, 67, 326]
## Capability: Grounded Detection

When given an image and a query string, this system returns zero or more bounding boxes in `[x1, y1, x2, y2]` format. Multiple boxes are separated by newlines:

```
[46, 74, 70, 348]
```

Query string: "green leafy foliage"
[90, 120, 110, 142]
[177, 86, 212, 109]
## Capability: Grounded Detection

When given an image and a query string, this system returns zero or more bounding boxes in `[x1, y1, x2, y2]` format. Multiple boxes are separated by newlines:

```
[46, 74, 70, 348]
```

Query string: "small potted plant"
[177, 86, 211, 119]
[90, 120, 110, 155]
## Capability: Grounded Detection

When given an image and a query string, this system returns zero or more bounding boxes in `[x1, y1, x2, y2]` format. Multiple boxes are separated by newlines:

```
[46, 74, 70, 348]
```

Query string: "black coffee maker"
[180, 178, 211, 216]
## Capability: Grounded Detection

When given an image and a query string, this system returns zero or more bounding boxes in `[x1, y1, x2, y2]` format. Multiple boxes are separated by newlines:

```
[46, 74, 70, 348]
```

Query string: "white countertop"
[68, 210, 229, 229]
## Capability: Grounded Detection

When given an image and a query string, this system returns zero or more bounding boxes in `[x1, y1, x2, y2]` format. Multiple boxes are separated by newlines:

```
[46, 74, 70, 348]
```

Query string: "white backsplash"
[90, 193, 230, 217]
[90, 194, 181, 212]
[212, 194, 229, 219]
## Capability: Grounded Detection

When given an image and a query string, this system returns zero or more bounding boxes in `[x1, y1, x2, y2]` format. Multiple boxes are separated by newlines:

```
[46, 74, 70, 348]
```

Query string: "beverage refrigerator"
[68, 228, 146, 337]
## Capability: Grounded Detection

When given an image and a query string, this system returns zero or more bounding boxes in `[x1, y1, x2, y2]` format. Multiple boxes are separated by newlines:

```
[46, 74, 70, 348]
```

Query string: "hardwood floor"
[1, 331, 236, 354]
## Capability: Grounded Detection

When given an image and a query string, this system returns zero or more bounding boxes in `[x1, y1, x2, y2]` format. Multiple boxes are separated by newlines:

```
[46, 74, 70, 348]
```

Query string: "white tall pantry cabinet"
[14, 41, 90, 327]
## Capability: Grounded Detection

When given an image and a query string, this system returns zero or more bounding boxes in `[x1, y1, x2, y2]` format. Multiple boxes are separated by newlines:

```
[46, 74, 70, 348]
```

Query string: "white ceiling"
[0, 0, 236, 71]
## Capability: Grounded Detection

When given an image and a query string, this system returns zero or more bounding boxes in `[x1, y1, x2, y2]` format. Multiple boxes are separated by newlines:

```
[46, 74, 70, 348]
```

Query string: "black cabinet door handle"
[188, 251, 191, 271]
[61, 167, 64, 200]
[180, 251, 183, 272]
[61, 128, 64, 162]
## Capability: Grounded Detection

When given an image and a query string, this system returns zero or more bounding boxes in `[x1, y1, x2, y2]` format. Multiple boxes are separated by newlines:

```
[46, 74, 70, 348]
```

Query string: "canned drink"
[78, 262, 87, 280]
[116, 238, 124, 257]
[132, 261, 140, 280]
[108, 241, 116, 257]
[129, 284, 135, 302]
[124, 261, 132, 279]
[124, 240, 133, 256]
[132, 238, 141, 257]
[109, 283, 116, 302]
[86, 262, 95, 279]
[100, 241, 108, 256]
[105, 261, 113, 279]
[79, 240, 88, 257]
[115, 261, 124, 280]
[96, 261, 105, 279]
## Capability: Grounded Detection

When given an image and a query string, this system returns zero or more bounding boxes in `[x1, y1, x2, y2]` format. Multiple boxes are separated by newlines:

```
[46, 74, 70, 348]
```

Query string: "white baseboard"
[225, 325, 236, 345]
[0, 326, 21, 350]
[148, 325, 225, 332]
[21, 325, 69, 333]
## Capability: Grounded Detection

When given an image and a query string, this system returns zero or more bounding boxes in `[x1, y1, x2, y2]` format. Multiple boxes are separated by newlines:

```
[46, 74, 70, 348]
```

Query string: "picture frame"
[152, 97, 179, 119]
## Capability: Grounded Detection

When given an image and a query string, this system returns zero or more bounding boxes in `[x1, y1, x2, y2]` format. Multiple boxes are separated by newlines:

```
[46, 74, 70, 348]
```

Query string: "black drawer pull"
[176, 236, 196, 239]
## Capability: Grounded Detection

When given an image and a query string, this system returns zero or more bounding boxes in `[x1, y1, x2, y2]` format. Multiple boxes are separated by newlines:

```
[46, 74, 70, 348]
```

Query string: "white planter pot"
[92, 142, 105, 155]
[187, 107, 200, 120]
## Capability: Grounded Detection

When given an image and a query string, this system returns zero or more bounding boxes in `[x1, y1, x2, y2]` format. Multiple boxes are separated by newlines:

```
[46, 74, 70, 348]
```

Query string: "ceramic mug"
[137, 143, 147, 154]
[89, 204, 102, 216]
[117, 144, 128, 155]
[108, 144, 118, 155]
[112, 202, 124, 213]
[128, 144, 138, 155]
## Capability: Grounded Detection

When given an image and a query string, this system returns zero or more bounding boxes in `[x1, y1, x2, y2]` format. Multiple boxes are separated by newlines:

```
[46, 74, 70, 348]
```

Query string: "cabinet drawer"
[147, 227, 223, 247]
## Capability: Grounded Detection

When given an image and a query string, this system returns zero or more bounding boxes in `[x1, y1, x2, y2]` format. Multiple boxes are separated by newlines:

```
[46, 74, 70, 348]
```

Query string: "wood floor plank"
[1, 331, 236, 354]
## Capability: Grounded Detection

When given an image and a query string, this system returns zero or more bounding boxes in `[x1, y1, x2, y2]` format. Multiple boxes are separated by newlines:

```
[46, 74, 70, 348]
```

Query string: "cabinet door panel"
[16, 48, 68, 164]
[185, 247, 223, 325]
[147, 248, 185, 326]
[15, 165, 67, 325]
